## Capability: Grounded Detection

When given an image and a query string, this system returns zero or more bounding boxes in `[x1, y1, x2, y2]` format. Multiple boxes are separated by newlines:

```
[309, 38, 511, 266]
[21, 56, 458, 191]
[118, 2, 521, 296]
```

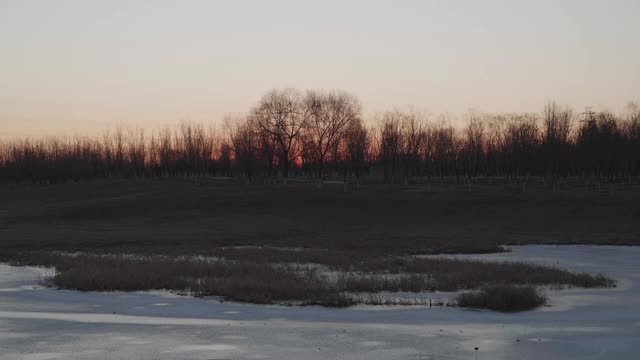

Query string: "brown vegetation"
[1, 251, 613, 308]
[455, 285, 547, 312]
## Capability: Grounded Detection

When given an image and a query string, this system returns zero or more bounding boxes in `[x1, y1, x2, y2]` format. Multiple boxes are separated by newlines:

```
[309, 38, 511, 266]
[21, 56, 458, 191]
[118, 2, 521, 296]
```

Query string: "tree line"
[1, 88, 639, 185]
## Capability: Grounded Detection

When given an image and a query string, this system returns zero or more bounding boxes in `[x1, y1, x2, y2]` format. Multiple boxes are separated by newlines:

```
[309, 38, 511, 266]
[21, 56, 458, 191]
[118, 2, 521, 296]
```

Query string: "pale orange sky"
[1, 0, 639, 138]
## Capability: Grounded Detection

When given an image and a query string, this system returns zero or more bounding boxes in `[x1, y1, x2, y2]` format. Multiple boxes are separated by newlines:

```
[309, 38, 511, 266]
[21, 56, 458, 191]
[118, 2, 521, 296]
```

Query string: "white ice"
[1, 245, 639, 359]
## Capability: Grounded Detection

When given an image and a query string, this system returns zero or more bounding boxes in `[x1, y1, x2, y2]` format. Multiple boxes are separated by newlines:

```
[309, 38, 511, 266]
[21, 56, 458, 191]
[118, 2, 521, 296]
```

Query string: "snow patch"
[165, 344, 238, 352]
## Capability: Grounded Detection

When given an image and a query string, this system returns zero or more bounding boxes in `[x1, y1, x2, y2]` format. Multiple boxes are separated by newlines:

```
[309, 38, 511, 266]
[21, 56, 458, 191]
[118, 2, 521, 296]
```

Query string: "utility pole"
[580, 107, 596, 122]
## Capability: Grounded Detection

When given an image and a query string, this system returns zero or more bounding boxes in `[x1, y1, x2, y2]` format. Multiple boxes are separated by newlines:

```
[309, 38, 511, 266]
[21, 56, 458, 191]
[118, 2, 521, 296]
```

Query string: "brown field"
[1, 177, 638, 255]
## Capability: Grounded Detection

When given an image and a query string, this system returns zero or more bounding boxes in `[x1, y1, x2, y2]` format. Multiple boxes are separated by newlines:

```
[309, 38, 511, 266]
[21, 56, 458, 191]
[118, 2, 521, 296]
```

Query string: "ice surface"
[1, 245, 639, 359]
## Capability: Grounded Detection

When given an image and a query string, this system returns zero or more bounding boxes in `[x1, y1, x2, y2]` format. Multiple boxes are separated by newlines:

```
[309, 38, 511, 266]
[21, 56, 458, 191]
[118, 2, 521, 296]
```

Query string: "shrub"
[455, 284, 546, 312]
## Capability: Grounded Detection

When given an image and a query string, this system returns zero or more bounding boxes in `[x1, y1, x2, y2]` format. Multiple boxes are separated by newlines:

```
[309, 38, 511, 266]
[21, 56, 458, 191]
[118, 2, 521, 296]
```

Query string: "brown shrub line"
[455, 285, 547, 312]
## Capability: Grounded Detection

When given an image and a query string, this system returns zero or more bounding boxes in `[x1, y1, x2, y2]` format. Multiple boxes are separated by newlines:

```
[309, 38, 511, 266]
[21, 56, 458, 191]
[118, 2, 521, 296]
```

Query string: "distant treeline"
[1, 89, 640, 184]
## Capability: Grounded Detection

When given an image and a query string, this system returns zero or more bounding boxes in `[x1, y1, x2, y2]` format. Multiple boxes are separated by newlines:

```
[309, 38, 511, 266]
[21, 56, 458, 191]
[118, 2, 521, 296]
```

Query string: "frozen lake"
[1, 245, 639, 359]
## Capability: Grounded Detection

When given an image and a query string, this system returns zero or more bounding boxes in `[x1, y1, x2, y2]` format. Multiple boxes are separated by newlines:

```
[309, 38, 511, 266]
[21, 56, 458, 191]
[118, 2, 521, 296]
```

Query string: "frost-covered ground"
[1, 245, 639, 360]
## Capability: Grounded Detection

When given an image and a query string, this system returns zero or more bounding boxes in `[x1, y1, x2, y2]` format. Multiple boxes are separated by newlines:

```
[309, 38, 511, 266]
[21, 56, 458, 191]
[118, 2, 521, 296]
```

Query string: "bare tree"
[504, 114, 540, 180]
[378, 111, 403, 184]
[431, 121, 458, 181]
[224, 115, 258, 181]
[176, 121, 210, 175]
[542, 101, 573, 179]
[625, 102, 640, 177]
[344, 118, 370, 183]
[303, 90, 361, 178]
[576, 111, 625, 181]
[250, 89, 311, 178]
[157, 127, 174, 175]
[126, 127, 146, 176]
[461, 112, 485, 180]
[400, 110, 428, 183]
[113, 125, 125, 176]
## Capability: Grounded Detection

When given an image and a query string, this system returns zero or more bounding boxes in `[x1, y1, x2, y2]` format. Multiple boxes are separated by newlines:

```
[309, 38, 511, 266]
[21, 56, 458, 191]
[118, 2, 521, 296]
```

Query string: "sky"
[1, 0, 639, 138]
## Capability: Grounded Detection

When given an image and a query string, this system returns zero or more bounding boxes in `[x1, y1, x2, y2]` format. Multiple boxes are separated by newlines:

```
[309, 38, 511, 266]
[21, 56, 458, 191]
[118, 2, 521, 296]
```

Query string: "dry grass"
[2, 250, 614, 308]
[1, 178, 638, 259]
[351, 257, 615, 290]
[455, 285, 547, 312]
[3, 252, 352, 306]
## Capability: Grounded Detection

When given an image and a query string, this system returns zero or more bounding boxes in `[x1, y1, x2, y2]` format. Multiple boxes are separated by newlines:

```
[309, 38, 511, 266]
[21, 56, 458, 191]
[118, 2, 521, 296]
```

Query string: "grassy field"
[1, 177, 638, 255]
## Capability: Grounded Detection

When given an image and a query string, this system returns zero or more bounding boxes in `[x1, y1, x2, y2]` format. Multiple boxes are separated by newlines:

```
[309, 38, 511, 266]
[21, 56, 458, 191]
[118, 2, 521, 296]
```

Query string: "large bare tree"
[303, 90, 361, 178]
[250, 89, 311, 178]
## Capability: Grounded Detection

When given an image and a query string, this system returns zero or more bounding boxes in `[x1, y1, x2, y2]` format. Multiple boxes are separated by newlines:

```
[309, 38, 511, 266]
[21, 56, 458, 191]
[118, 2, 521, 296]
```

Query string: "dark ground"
[1, 177, 638, 255]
